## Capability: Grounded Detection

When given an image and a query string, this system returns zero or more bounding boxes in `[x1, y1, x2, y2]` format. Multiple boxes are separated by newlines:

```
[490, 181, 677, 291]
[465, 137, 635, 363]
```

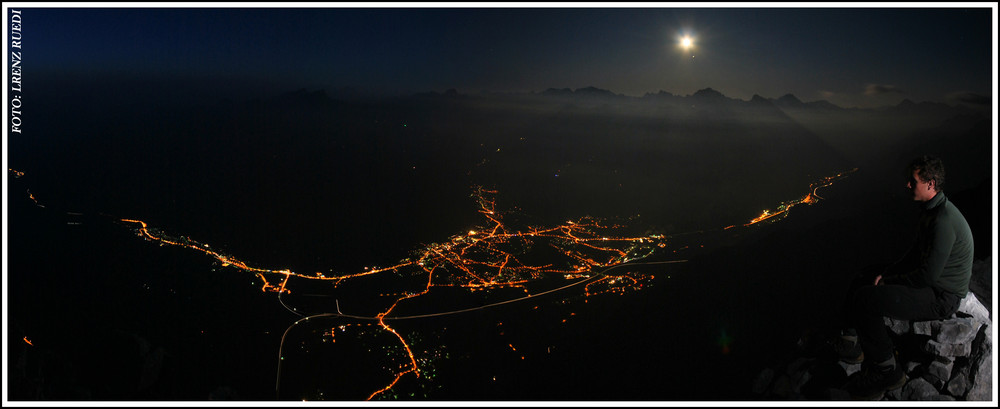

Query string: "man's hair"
[909, 155, 946, 192]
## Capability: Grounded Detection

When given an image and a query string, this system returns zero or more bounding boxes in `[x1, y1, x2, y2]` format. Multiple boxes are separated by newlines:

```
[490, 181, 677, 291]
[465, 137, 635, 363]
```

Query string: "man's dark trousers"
[845, 269, 962, 363]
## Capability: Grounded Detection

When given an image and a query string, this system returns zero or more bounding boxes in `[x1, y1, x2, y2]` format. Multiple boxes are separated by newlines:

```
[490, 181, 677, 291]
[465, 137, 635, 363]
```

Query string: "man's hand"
[874, 275, 883, 286]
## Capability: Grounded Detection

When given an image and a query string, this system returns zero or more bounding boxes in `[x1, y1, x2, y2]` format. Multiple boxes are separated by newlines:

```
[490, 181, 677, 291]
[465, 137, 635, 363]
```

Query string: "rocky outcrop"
[752, 286, 992, 401]
[877, 291, 992, 401]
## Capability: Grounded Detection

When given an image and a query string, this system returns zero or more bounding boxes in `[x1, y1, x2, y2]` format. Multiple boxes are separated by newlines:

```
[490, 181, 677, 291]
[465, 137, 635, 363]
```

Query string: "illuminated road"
[725, 168, 857, 229]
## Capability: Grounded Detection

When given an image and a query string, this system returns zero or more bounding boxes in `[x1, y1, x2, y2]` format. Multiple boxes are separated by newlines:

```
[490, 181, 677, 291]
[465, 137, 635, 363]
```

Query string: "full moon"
[681, 36, 693, 50]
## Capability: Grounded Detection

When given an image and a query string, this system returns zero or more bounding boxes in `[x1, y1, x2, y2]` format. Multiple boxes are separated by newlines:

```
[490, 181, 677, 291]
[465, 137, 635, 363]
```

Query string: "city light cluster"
[121, 185, 668, 399]
[116, 170, 855, 400]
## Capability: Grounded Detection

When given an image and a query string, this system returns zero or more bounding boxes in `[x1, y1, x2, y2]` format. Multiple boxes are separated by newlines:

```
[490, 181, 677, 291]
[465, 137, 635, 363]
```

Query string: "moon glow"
[681, 36, 693, 49]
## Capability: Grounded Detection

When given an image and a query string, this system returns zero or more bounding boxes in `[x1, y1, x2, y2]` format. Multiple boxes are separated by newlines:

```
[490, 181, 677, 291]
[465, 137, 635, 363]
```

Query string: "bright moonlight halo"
[681, 36, 693, 49]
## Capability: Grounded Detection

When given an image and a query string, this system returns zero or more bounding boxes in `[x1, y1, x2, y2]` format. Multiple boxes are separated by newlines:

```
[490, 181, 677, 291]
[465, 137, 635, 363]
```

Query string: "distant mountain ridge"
[771, 93, 842, 111]
[250, 84, 989, 183]
[284, 85, 984, 117]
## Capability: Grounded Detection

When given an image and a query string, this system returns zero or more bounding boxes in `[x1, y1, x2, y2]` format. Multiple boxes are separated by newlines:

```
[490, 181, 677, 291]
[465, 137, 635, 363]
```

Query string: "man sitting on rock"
[837, 155, 975, 400]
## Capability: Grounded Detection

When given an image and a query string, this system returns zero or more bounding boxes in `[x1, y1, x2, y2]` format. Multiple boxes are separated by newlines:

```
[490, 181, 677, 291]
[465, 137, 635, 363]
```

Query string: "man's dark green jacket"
[883, 192, 974, 297]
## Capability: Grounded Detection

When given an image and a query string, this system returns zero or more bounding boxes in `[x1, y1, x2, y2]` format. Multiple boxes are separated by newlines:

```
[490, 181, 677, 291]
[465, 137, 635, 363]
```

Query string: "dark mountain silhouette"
[690, 87, 727, 100]
[749, 94, 771, 105]
[574, 86, 619, 98]
[807, 100, 841, 110]
[643, 90, 677, 98]
[775, 93, 804, 106]
[540, 87, 572, 96]
[770, 94, 843, 111]
[540, 86, 621, 99]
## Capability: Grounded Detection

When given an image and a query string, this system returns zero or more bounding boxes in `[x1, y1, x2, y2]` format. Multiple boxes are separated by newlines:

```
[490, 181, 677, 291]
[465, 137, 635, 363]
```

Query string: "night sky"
[19, 5, 995, 108]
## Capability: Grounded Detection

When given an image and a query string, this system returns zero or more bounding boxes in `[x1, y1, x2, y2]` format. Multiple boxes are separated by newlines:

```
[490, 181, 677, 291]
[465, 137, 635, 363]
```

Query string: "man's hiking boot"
[832, 336, 864, 364]
[845, 363, 907, 400]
